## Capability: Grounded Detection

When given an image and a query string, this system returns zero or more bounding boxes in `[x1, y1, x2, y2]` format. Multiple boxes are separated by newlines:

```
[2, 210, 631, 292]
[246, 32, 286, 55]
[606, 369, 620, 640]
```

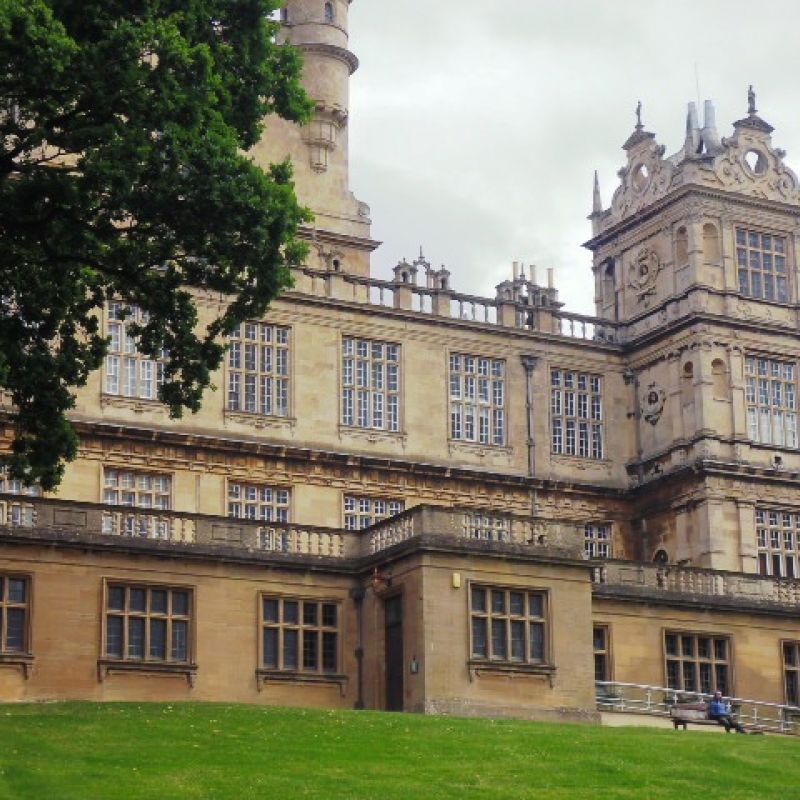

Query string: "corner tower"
[251, 0, 378, 276]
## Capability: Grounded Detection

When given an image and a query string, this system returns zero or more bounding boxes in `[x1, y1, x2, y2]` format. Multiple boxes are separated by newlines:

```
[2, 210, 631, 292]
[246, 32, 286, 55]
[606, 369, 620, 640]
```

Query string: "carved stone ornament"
[642, 383, 667, 426]
[628, 246, 662, 303]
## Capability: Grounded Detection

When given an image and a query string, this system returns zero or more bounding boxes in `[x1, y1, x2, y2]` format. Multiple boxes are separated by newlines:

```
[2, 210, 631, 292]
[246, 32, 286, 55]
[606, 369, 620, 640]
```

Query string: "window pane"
[510, 620, 525, 661]
[128, 617, 145, 659]
[263, 628, 278, 669]
[682, 661, 696, 692]
[593, 627, 606, 651]
[491, 591, 505, 615]
[530, 622, 545, 662]
[509, 592, 524, 616]
[129, 589, 146, 613]
[108, 586, 125, 611]
[283, 629, 298, 670]
[263, 598, 279, 624]
[303, 603, 318, 626]
[471, 617, 487, 658]
[7, 579, 25, 604]
[106, 616, 124, 658]
[491, 619, 507, 659]
[172, 591, 189, 617]
[322, 604, 337, 628]
[149, 619, 167, 660]
[171, 620, 188, 662]
[528, 594, 544, 618]
[150, 590, 167, 615]
[322, 632, 338, 673]
[5, 608, 24, 652]
[715, 665, 729, 696]
[303, 630, 318, 671]
[594, 653, 607, 682]
[787, 671, 800, 707]
[666, 660, 680, 689]
[283, 601, 298, 625]
[471, 588, 486, 613]
[714, 639, 727, 661]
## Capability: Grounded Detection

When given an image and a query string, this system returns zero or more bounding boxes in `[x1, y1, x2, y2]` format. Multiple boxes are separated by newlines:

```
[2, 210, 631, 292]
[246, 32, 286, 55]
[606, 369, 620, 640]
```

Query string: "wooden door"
[384, 594, 404, 712]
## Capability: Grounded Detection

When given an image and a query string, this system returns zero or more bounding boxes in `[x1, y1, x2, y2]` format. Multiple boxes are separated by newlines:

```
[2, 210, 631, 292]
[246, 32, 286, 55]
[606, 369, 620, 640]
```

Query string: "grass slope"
[0, 703, 796, 800]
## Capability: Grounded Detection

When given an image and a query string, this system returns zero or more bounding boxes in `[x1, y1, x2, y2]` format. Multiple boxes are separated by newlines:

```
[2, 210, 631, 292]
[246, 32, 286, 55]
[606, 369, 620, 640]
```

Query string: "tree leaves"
[0, 0, 312, 488]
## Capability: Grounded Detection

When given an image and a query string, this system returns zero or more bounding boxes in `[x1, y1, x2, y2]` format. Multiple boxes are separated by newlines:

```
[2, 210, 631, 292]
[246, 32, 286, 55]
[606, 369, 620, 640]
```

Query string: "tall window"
[102, 469, 172, 538]
[584, 523, 612, 559]
[551, 369, 604, 459]
[0, 575, 28, 654]
[664, 632, 730, 695]
[593, 626, 611, 682]
[341, 338, 400, 432]
[324, 1, 335, 22]
[261, 596, 339, 674]
[470, 586, 547, 664]
[449, 354, 505, 445]
[227, 323, 290, 417]
[756, 509, 800, 577]
[105, 303, 167, 400]
[745, 356, 797, 448]
[783, 642, 800, 707]
[344, 495, 404, 530]
[228, 483, 290, 523]
[736, 228, 788, 302]
[104, 584, 191, 663]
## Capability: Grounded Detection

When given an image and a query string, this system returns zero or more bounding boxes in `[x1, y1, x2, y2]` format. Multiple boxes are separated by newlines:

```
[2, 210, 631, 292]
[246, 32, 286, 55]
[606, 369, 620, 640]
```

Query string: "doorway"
[384, 594, 404, 711]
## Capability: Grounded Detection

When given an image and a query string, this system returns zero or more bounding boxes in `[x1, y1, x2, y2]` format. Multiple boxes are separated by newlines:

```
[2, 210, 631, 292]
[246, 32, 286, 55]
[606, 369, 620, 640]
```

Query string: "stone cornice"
[584, 183, 800, 251]
[298, 42, 359, 75]
[298, 226, 381, 253]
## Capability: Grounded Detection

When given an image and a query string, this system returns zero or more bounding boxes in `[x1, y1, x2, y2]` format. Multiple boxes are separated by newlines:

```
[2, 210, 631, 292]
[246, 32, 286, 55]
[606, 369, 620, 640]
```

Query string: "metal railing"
[596, 681, 800, 735]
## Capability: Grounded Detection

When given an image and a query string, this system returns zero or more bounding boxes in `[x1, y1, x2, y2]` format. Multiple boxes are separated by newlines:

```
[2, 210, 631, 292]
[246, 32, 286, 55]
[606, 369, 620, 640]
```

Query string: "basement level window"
[664, 632, 730, 696]
[104, 583, 192, 664]
[470, 586, 548, 665]
[0, 575, 29, 654]
[261, 596, 340, 673]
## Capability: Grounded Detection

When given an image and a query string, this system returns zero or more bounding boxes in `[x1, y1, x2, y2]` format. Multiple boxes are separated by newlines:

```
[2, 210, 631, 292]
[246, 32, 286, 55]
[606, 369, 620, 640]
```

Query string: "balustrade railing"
[592, 560, 800, 607]
[292, 266, 619, 343]
[596, 681, 800, 736]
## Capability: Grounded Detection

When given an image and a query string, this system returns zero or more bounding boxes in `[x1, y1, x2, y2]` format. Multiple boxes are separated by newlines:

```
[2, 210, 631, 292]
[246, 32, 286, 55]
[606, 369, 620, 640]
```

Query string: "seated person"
[708, 690, 746, 734]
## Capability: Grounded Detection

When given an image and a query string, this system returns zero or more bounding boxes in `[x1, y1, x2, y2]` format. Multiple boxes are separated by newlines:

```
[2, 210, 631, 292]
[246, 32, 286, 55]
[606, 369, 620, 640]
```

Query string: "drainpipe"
[350, 587, 365, 710]
[521, 356, 539, 517]
[625, 368, 644, 483]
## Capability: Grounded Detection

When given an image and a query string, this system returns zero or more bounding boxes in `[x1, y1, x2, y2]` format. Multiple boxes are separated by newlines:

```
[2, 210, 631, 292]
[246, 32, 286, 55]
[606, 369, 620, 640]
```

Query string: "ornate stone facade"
[2, 4, 800, 722]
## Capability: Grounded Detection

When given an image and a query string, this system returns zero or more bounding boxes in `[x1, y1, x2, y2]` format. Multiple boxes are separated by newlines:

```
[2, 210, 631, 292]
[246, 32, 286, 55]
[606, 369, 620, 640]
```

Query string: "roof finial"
[748, 85, 757, 116]
[635, 100, 643, 131]
[592, 170, 603, 214]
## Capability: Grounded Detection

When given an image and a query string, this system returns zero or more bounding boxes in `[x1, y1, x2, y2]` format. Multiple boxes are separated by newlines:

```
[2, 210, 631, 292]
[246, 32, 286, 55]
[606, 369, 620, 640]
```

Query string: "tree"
[0, 0, 313, 490]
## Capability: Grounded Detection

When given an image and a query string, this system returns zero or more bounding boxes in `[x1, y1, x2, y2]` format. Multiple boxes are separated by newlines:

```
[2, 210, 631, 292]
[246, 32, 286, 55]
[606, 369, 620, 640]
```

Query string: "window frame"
[225, 321, 292, 419]
[257, 593, 343, 681]
[782, 640, 800, 708]
[100, 579, 195, 668]
[468, 583, 552, 673]
[755, 508, 800, 578]
[343, 494, 405, 531]
[593, 624, 612, 684]
[340, 335, 402, 434]
[0, 573, 32, 658]
[744, 355, 798, 450]
[550, 367, 605, 461]
[447, 351, 507, 447]
[662, 629, 733, 696]
[735, 226, 790, 304]
[584, 522, 613, 559]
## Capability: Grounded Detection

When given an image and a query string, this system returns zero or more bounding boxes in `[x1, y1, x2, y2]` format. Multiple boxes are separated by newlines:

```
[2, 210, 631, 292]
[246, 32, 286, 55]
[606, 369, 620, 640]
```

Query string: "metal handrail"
[596, 680, 800, 735]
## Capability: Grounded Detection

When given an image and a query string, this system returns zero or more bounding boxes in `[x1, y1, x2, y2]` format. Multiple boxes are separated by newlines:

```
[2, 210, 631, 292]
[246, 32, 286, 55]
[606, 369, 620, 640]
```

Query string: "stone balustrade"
[289, 266, 620, 344]
[0, 496, 584, 563]
[592, 560, 800, 608]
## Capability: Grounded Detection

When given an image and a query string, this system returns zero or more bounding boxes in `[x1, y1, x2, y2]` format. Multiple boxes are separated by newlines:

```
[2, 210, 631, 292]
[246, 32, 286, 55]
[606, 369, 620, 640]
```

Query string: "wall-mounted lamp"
[369, 567, 392, 593]
[409, 656, 420, 675]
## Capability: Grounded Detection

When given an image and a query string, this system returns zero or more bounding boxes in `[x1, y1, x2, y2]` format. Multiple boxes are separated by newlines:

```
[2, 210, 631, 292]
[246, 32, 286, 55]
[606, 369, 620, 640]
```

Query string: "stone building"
[2, 1, 800, 725]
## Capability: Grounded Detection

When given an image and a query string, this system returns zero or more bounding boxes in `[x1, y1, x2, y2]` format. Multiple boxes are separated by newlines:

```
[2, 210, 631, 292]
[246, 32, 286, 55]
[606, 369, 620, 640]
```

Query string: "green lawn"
[0, 703, 796, 800]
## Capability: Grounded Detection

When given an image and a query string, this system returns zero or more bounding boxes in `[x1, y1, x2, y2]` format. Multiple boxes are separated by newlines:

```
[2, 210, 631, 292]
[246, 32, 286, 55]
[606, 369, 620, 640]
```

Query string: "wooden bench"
[669, 702, 719, 730]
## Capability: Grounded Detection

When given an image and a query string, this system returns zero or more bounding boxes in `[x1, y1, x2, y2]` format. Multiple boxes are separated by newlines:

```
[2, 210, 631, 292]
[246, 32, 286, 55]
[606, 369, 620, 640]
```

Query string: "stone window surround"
[663, 629, 732, 696]
[447, 351, 506, 447]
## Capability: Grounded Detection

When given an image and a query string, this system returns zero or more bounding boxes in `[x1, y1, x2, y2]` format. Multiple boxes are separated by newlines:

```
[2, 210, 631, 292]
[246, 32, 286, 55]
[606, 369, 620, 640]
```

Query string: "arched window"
[324, 2, 334, 22]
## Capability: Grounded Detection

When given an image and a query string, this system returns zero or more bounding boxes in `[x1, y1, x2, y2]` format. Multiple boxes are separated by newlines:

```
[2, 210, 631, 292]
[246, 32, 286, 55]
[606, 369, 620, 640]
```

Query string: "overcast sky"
[343, 0, 800, 315]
